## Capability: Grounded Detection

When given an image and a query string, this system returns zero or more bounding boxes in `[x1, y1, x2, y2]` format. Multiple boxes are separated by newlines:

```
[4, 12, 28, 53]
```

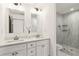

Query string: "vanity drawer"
[1, 49, 26, 56]
[27, 42, 36, 48]
[0, 44, 26, 55]
[27, 48, 36, 56]
[13, 49, 26, 56]
[37, 40, 49, 46]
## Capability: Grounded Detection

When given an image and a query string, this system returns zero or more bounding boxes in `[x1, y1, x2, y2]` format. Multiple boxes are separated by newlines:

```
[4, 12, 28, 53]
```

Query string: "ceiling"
[56, 3, 79, 14]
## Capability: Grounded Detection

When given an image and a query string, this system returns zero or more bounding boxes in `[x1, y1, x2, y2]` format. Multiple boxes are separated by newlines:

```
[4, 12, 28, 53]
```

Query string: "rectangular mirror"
[31, 14, 39, 32]
[8, 9, 24, 33]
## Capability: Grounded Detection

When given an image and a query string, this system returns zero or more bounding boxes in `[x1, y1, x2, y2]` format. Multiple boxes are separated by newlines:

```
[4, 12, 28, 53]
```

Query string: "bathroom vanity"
[0, 34, 50, 56]
[0, 4, 51, 56]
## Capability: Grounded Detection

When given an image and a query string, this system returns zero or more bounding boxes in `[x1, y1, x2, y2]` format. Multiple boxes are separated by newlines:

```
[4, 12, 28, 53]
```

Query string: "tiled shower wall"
[57, 11, 79, 49]
[56, 13, 64, 45]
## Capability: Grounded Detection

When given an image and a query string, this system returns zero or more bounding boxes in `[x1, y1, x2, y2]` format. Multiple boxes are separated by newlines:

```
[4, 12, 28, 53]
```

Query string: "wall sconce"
[31, 7, 42, 14]
[14, 3, 22, 6]
[34, 8, 42, 12]
[8, 3, 24, 11]
[14, 3, 18, 6]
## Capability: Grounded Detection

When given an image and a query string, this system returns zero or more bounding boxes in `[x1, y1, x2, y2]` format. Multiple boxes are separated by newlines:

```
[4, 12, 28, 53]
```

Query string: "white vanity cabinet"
[27, 39, 49, 56]
[0, 39, 49, 56]
[27, 42, 36, 56]
[36, 40, 49, 56]
[0, 44, 27, 56]
[1, 49, 26, 56]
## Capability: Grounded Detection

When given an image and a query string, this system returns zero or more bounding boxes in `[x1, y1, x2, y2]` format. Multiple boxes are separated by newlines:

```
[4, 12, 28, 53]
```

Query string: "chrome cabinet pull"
[12, 53, 15, 56]
[15, 52, 18, 54]
[31, 51, 33, 53]
[31, 44, 33, 46]
[12, 52, 18, 56]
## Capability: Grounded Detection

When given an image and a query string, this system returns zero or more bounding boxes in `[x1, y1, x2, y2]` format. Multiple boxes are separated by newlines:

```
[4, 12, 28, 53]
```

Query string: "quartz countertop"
[0, 34, 50, 47]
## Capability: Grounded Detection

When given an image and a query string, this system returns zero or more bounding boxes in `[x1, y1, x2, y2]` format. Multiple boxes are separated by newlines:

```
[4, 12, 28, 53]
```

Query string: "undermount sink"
[6, 38, 25, 43]
[25, 34, 42, 39]
[6, 40, 23, 43]
[35, 34, 44, 38]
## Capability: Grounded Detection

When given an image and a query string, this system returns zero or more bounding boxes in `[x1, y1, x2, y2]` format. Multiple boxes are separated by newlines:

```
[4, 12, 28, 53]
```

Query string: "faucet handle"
[14, 35, 19, 40]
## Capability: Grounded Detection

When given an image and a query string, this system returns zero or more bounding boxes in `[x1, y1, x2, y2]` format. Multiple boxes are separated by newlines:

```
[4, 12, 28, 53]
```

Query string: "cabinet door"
[15, 49, 26, 56]
[0, 44, 26, 55]
[43, 45, 49, 56]
[1, 49, 26, 56]
[37, 45, 49, 56]
[37, 45, 43, 56]
[1, 53, 13, 56]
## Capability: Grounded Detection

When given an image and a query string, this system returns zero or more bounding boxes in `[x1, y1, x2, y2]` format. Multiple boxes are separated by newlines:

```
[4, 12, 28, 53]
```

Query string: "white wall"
[0, 4, 4, 41]
[0, 4, 9, 41]
[42, 4, 56, 55]
[24, 4, 31, 33]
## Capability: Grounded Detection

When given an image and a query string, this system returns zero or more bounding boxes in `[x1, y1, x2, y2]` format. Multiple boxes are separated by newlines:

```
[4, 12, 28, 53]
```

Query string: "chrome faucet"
[14, 35, 19, 40]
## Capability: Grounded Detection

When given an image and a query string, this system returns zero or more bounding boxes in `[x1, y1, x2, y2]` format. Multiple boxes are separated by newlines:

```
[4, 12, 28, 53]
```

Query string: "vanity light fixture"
[14, 3, 22, 6]
[14, 3, 18, 6]
[34, 8, 39, 11]
[34, 8, 42, 12]
[8, 3, 24, 11]
[31, 7, 42, 14]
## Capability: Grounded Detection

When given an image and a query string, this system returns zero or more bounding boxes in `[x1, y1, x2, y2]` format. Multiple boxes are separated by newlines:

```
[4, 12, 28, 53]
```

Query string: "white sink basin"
[6, 40, 24, 43]
[6, 38, 25, 43]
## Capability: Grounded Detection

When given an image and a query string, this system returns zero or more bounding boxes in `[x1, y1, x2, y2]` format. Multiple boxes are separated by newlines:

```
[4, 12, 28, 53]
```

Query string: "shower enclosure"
[56, 11, 79, 56]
